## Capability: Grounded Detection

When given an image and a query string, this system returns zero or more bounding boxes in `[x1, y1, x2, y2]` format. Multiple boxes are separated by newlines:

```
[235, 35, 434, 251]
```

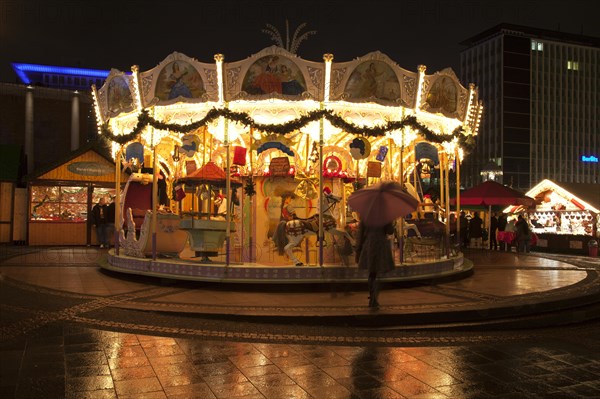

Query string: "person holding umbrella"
[348, 181, 419, 308]
[355, 219, 395, 308]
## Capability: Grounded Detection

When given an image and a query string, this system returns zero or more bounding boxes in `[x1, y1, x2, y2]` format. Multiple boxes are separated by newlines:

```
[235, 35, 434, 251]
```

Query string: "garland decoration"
[101, 107, 475, 152]
[244, 179, 256, 197]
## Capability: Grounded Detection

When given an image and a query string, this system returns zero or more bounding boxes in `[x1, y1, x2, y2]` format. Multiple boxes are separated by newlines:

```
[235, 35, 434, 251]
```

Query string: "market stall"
[506, 179, 599, 255]
[26, 146, 127, 245]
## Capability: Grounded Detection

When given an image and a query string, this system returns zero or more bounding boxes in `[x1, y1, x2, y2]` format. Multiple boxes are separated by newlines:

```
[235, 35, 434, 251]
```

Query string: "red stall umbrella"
[451, 180, 535, 207]
[450, 181, 536, 243]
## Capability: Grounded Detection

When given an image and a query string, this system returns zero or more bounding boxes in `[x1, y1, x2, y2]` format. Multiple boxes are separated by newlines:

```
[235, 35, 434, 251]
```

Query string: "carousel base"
[102, 250, 470, 284]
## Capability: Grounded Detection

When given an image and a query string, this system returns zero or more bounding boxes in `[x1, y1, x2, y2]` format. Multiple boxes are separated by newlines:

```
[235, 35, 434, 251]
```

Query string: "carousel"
[92, 47, 482, 283]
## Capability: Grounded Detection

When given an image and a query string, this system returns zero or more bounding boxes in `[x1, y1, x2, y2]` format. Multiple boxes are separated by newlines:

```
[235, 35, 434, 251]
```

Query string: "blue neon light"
[11, 63, 112, 84]
[581, 155, 599, 163]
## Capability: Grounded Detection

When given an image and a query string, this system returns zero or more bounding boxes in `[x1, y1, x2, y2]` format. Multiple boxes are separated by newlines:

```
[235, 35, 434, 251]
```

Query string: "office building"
[460, 23, 599, 190]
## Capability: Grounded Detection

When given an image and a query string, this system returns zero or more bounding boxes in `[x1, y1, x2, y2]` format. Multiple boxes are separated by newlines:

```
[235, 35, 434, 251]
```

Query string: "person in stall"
[90, 197, 109, 249]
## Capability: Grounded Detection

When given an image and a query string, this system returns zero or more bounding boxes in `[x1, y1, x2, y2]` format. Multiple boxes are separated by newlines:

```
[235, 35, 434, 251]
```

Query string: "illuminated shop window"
[30, 186, 115, 222]
[30, 185, 88, 222]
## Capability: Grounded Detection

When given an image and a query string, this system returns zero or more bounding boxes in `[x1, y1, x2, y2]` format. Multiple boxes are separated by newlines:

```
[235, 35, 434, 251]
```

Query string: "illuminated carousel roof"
[94, 46, 481, 123]
[93, 47, 483, 167]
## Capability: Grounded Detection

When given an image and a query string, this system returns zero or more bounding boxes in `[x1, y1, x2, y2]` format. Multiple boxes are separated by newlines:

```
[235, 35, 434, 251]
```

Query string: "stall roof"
[555, 182, 600, 211]
[24, 143, 125, 184]
[506, 179, 599, 214]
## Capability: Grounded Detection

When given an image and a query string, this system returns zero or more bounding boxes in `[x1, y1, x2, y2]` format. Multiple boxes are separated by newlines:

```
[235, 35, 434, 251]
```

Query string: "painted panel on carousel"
[137, 52, 217, 106]
[155, 61, 205, 101]
[95, 70, 134, 120]
[242, 55, 306, 96]
[329, 51, 417, 107]
[420, 68, 469, 120]
[344, 61, 400, 101]
[224, 46, 323, 101]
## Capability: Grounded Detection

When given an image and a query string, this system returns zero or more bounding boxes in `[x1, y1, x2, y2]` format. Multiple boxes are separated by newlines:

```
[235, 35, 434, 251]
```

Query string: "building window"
[567, 60, 579, 70]
[531, 40, 544, 52]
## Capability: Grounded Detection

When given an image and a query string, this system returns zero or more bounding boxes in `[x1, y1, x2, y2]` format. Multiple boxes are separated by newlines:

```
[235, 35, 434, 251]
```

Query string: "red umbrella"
[451, 180, 535, 206]
[348, 181, 419, 227]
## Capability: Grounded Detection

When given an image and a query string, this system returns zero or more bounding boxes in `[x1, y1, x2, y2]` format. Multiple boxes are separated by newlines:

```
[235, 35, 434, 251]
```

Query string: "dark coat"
[490, 215, 499, 233]
[90, 204, 108, 225]
[469, 215, 483, 238]
[497, 214, 508, 231]
[515, 218, 531, 241]
[459, 215, 468, 231]
[356, 222, 395, 274]
[106, 202, 115, 224]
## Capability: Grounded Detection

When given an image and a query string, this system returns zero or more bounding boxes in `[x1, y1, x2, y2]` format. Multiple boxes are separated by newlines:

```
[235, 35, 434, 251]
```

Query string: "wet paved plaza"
[2, 321, 600, 398]
[1, 246, 600, 398]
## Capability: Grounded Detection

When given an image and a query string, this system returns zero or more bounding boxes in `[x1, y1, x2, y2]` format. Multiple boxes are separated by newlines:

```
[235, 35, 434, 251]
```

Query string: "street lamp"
[480, 160, 503, 182]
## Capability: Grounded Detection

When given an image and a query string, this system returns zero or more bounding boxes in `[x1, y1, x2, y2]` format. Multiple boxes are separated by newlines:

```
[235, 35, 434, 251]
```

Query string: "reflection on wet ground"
[1, 321, 600, 398]
[1, 246, 600, 398]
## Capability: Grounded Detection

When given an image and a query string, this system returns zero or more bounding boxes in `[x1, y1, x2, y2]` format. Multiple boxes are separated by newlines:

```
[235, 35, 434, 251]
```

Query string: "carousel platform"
[1, 246, 598, 329]
[102, 248, 469, 284]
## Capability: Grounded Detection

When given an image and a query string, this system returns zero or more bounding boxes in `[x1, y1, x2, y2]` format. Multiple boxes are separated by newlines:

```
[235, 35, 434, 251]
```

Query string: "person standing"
[91, 197, 109, 248]
[490, 212, 499, 250]
[459, 211, 469, 248]
[515, 215, 531, 253]
[355, 220, 395, 308]
[469, 213, 483, 248]
[105, 196, 116, 248]
[497, 213, 508, 250]
[504, 216, 517, 252]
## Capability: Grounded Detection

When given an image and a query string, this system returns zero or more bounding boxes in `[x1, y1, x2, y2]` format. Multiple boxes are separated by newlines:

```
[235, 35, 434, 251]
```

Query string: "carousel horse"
[402, 218, 449, 259]
[273, 193, 354, 266]
[401, 222, 422, 238]
[413, 218, 446, 238]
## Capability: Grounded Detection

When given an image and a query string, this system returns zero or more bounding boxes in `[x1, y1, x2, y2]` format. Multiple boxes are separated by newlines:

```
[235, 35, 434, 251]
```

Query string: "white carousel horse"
[402, 222, 422, 238]
[273, 194, 355, 266]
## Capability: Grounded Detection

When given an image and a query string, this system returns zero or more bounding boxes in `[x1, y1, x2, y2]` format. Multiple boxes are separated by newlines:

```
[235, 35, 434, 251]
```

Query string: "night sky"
[1, 0, 599, 83]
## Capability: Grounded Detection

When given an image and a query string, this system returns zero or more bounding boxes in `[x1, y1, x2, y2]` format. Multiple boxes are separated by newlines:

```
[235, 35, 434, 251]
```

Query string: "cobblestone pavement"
[1, 318, 599, 398]
[1, 246, 600, 398]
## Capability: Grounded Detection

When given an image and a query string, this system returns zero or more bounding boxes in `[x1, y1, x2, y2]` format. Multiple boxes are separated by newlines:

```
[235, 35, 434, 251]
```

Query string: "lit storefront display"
[508, 179, 599, 254]
[27, 147, 126, 245]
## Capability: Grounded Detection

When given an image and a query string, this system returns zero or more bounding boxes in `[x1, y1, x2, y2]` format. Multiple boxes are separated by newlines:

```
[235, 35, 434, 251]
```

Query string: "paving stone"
[1, 248, 600, 398]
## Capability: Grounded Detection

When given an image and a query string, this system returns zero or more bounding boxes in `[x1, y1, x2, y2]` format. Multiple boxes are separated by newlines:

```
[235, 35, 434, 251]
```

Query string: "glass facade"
[460, 25, 599, 189]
